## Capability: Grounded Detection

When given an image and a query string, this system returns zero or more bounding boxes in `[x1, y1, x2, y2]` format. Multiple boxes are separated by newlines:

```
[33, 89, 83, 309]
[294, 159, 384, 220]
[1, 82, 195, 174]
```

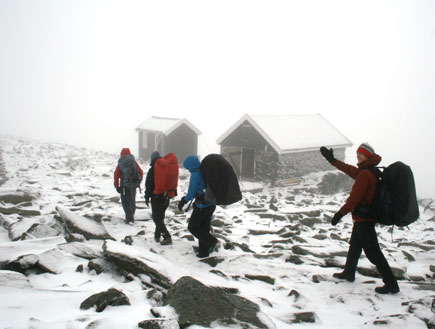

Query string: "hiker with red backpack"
[145, 151, 178, 245]
[320, 143, 400, 294]
[114, 148, 143, 224]
[178, 155, 218, 258]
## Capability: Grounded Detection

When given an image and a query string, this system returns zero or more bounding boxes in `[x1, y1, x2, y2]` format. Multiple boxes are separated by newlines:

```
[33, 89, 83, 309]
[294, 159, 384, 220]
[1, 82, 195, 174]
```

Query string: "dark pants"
[151, 195, 170, 239]
[344, 222, 398, 287]
[121, 187, 136, 223]
[188, 204, 217, 256]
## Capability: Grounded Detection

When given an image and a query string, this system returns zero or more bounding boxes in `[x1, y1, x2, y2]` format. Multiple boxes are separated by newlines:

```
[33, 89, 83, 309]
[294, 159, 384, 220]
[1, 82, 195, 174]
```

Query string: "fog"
[1, 0, 434, 198]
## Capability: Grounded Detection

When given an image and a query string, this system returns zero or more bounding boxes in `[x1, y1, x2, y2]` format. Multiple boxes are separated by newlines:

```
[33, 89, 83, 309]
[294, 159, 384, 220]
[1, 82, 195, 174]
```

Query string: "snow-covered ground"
[0, 136, 433, 329]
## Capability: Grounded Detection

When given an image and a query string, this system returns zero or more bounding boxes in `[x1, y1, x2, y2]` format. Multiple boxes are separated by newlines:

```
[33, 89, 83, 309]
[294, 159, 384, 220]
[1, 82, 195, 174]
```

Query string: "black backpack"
[354, 162, 419, 226]
[118, 154, 141, 189]
[199, 154, 242, 206]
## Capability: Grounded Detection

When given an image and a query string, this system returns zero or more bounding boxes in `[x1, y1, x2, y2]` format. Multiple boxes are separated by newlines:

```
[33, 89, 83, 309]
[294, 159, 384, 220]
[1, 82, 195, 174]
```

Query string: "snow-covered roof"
[216, 113, 352, 154]
[136, 116, 202, 136]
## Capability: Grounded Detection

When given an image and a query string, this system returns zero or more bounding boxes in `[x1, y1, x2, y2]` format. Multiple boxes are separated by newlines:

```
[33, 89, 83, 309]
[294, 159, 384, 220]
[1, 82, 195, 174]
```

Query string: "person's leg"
[334, 223, 362, 281]
[121, 188, 134, 223]
[188, 205, 216, 257]
[159, 197, 171, 243]
[151, 197, 167, 242]
[131, 188, 137, 218]
[357, 222, 399, 294]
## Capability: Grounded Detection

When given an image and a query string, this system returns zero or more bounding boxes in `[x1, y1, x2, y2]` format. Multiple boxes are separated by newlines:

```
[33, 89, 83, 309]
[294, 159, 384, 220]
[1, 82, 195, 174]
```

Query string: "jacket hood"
[358, 153, 381, 168]
[120, 148, 131, 156]
[183, 155, 200, 171]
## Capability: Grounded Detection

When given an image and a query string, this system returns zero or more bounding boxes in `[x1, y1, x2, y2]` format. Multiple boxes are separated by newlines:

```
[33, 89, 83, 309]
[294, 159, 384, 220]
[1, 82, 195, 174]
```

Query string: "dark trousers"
[121, 187, 136, 222]
[188, 204, 217, 256]
[151, 195, 170, 239]
[344, 222, 398, 287]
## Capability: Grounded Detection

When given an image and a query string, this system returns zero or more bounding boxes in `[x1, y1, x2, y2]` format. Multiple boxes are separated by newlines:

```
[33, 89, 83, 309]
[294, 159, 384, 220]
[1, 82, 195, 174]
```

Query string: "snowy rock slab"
[103, 240, 177, 290]
[56, 205, 115, 240]
[0, 270, 31, 288]
[0, 236, 66, 265]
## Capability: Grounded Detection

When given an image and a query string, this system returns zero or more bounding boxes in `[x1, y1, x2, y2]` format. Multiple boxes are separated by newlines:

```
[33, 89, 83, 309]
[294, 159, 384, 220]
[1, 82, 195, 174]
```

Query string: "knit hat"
[150, 151, 161, 162]
[357, 143, 375, 158]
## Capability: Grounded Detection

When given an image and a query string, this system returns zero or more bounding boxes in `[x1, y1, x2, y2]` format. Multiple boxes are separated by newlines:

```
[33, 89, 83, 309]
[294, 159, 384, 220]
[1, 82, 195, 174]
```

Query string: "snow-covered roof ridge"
[216, 113, 352, 154]
[136, 116, 202, 136]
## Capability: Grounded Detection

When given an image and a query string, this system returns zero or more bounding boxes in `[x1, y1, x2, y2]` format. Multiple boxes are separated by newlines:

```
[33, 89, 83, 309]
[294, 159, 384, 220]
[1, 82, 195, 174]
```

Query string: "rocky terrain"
[0, 136, 434, 329]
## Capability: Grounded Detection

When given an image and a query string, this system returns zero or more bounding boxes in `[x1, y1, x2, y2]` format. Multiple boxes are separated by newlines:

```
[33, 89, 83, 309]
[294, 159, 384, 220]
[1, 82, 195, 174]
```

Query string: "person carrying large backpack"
[114, 148, 143, 224]
[177, 155, 218, 258]
[320, 143, 399, 294]
[145, 151, 177, 245]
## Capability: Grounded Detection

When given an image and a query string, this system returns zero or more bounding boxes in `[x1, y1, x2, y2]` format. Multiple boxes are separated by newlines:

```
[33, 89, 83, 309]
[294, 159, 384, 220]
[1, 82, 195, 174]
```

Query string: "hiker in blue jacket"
[178, 155, 218, 258]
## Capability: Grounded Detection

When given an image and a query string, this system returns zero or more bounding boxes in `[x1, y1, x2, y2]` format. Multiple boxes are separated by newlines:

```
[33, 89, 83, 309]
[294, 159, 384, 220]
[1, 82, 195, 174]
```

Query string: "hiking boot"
[333, 271, 355, 282]
[160, 236, 172, 245]
[196, 252, 209, 258]
[375, 284, 400, 294]
[208, 241, 219, 255]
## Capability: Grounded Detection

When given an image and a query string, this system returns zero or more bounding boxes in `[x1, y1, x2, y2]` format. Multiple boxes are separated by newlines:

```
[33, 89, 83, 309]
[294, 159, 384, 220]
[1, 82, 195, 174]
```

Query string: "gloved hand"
[331, 212, 344, 226]
[145, 196, 150, 207]
[320, 146, 336, 163]
[116, 187, 122, 194]
[178, 197, 187, 211]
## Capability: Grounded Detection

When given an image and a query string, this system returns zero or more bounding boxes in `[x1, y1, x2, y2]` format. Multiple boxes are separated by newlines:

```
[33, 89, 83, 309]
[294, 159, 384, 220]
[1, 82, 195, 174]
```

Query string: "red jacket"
[113, 148, 144, 188]
[332, 154, 381, 222]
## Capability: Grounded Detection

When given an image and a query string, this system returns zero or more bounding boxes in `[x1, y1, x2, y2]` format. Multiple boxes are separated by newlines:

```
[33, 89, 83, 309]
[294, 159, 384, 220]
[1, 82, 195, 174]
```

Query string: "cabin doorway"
[241, 148, 255, 179]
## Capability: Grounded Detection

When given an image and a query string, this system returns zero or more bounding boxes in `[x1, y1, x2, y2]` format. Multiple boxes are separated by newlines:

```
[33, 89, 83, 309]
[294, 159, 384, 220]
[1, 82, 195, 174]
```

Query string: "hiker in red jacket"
[114, 148, 143, 224]
[320, 143, 399, 294]
[144, 151, 172, 245]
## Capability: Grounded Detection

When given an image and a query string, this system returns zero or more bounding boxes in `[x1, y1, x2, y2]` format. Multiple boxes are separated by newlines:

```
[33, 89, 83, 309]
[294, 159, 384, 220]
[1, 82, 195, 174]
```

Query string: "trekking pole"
[185, 199, 194, 212]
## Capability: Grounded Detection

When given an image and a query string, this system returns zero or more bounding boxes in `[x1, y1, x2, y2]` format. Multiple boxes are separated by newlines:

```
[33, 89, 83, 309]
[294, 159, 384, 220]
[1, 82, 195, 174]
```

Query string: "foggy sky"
[1, 0, 434, 198]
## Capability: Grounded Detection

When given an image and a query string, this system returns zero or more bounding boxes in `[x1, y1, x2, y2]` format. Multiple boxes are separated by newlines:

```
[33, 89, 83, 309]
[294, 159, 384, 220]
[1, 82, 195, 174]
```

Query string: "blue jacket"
[183, 155, 210, 208]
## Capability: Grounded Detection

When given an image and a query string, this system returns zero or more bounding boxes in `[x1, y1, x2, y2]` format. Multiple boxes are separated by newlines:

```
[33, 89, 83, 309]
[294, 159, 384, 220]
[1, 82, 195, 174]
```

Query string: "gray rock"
[300, 217, 323, 227]
[88, 258, 118, 275]
[80, 288, 130, 312]
[285, 255, 304, 265]
[164, 276, 272, 329]
[289, 311, 316, 324]
[245, 274, 275, 285]
[318, 172, 353, 195]
[0, 206, 41, 217]
[223, 242, 255, 253]
[22, 223, 62, 240]
[287, 289, 300, 300]
[138, 319, 179, 329]
[0, 193, 35, 205]
[199, 256, 225, 267]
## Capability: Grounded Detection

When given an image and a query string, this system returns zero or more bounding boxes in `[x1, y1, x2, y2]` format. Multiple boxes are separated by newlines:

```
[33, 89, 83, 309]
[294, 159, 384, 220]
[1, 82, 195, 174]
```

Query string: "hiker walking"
[114, 148, 143, 224]
[145, 151, 173, 245]
[178, 155, 218, 258]
[320, 143, 399, 294]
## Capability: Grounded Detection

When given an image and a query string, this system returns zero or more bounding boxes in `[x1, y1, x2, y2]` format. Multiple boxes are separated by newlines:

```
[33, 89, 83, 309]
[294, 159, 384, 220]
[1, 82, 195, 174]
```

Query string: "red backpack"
[153, 153, 178, 198]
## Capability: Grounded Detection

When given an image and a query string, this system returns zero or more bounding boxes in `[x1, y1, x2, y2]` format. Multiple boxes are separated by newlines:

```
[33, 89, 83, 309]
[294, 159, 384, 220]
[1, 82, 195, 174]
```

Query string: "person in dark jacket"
[177, 155, 218, 258]
[114, 148, 143, 224]
[144, 151, 172, 245]
[320, 143, 400, 294]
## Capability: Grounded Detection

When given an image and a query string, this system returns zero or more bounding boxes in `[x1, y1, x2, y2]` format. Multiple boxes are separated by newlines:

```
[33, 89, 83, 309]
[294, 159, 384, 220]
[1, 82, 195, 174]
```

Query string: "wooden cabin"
[216, 114, 352, 182]
[136, 116, 201, 163]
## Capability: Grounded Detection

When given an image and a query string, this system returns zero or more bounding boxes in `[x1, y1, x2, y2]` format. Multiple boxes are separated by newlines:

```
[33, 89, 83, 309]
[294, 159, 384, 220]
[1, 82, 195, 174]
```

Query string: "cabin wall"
[221, 138, 346, 183]
[138, 124, 198, 163]
[166, 124, 197, 163]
